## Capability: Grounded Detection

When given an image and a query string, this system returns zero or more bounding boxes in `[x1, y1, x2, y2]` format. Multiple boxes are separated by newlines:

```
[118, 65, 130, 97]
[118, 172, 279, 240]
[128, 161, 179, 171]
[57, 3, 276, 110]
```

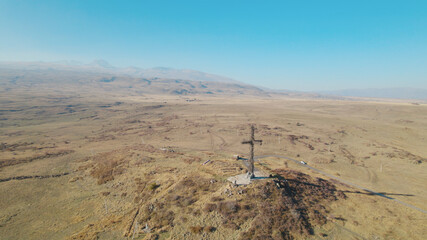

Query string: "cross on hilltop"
[242, 125, 262, 178]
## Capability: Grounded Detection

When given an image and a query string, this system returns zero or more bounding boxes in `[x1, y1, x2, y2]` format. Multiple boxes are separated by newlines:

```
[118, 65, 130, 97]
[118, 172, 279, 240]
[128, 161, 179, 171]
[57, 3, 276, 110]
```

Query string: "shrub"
[204, 226, 216, 233]
[217, 201, 240, 216]
[211, 196, 223, 202]
[204, 203, 217, 212]
[189, 226, 203, 234]
[222, 221, 239, 230]
[148, 182, 160, 191]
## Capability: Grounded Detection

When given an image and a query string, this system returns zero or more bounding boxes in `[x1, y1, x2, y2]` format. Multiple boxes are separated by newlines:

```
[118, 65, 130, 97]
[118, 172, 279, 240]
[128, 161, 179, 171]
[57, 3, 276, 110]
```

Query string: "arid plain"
[1, 84, 426, 239]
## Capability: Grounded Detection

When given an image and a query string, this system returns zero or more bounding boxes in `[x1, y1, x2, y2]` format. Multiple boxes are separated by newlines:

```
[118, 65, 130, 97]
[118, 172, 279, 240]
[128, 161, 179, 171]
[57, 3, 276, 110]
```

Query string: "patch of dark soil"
[0, 141, 34, 151]
[0, 172, 70, 183]
[0, 150, 74, 169]
[99, 76, 116, 83]
[144, 105, 165, 110]
[287, 135, 309, 145]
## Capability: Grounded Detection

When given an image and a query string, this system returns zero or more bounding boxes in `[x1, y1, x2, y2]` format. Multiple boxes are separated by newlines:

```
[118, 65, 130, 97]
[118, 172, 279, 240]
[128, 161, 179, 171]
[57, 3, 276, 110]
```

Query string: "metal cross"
[242, 125, 262, 178]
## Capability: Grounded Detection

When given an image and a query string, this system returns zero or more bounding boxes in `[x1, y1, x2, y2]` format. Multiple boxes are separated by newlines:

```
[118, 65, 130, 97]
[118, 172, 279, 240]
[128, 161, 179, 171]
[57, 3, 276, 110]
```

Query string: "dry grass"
[1, 92, 426, 239]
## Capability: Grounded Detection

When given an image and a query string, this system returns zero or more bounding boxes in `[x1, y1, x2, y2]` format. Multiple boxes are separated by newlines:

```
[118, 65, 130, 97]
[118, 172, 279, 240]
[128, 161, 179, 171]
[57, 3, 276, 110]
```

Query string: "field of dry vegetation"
[0, 89, 426, 239]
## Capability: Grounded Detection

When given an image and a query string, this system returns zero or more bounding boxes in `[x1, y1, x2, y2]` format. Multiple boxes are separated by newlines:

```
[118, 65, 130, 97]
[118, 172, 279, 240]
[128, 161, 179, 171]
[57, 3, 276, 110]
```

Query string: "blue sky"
[1, 0, 426, 91]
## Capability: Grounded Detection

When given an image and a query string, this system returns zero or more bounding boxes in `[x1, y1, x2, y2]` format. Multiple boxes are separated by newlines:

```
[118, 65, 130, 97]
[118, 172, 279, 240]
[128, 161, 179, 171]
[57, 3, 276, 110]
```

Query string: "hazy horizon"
[1, 59, 426, 100]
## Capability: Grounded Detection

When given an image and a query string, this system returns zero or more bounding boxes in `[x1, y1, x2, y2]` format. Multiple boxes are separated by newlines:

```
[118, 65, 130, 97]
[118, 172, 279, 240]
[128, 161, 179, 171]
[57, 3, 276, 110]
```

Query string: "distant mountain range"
[0, 60, 426, 101]
[0, 60, 239, 84]
[0, 61, 267, 97]
[319, 88, 427, 100]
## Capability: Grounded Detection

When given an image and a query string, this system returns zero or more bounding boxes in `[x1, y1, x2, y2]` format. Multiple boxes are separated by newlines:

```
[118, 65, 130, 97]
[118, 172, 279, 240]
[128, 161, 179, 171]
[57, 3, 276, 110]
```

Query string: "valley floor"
[1, 92, 426, 239]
